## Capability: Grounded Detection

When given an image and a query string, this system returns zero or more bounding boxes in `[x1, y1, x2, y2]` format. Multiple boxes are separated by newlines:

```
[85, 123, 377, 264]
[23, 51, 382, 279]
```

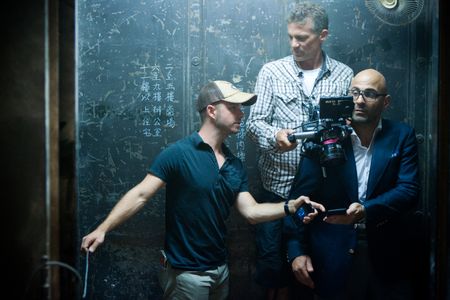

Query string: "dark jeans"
[254, 188, 289, 288]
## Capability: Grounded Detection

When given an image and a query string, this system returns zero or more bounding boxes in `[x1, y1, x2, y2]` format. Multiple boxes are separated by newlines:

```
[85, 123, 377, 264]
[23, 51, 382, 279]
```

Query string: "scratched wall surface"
[77, 1, 431, 299]
[77, 1, 188, 299]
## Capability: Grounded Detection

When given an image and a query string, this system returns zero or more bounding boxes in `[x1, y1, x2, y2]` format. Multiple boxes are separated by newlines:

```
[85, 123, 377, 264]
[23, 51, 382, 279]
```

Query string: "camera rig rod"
[287, 131, 317, 142]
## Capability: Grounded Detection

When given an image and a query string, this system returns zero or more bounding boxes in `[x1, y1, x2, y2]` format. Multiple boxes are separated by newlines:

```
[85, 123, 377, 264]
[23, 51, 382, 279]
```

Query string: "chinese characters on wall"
[138, 63, 177, 138]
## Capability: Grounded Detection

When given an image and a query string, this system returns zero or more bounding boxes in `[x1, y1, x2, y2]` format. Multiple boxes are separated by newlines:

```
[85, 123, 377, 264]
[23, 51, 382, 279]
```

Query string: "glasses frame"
[349, 88, 387, 102]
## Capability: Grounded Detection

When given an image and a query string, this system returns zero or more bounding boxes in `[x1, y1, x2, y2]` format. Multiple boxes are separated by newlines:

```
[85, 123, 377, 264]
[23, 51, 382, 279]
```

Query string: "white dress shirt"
[351, 120, 382, 202]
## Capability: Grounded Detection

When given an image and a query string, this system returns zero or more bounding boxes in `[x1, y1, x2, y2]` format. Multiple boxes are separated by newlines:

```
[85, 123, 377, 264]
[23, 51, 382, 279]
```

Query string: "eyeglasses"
[349, 88, 387, 102]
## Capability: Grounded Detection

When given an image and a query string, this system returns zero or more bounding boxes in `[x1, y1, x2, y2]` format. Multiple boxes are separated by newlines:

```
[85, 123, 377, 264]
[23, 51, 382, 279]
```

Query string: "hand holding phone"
[292, 203, 315, 226]
[325, 205, 364, 225]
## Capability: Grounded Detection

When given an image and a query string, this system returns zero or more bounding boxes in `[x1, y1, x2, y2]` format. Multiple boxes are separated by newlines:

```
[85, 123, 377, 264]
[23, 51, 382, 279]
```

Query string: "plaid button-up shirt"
[246, 53, 353, 199]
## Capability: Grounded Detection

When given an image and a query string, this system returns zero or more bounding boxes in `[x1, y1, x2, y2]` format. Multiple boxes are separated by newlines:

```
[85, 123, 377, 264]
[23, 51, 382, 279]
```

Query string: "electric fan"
[365, 0, 424, 26]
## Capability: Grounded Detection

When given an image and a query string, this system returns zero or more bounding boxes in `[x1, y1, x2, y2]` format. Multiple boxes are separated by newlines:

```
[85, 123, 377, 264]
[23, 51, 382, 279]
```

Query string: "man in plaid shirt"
[246, 2, 353, 299]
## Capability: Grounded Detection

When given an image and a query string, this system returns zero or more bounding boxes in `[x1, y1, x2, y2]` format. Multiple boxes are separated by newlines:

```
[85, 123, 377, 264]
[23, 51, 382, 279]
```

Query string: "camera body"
[288, 96, 354, 167]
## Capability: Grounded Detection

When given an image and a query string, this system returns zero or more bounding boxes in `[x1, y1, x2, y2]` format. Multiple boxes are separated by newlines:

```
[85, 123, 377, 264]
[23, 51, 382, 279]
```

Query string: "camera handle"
[287, 131, 317, 143]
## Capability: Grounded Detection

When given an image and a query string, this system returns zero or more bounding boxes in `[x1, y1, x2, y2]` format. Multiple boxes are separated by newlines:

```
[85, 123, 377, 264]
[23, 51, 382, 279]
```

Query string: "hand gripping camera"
[288, 96, 354, 167]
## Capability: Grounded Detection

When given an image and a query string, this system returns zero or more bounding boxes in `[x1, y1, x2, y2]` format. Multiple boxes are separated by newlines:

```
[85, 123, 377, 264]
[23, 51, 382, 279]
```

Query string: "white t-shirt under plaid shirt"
[246, 53, 353, 199]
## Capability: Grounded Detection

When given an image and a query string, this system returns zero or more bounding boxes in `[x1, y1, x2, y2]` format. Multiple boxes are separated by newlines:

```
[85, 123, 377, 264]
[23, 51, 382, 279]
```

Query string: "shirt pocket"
[273, 92, 307, 122]
[384, 152, 401, 174]
[315, 82, 349, 97]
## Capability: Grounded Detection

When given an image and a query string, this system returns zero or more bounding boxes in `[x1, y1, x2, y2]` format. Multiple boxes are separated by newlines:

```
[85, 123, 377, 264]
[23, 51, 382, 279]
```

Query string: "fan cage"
[365, 0, 424, 26]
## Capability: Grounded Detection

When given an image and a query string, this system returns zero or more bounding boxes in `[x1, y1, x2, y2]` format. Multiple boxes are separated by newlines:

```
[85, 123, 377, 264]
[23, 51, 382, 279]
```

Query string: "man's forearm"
[246, 121, 279, 152]
[246, 201, 288, 224]
[97, 187, 148, 233]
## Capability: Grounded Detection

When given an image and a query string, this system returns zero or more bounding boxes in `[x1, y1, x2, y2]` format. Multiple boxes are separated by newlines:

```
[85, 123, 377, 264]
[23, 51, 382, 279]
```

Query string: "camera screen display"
[319, 96, 353, 120]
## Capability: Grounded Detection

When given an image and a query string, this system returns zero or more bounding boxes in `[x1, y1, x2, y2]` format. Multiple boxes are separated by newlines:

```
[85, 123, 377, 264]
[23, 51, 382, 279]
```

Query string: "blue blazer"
[284, 119, 420, 297]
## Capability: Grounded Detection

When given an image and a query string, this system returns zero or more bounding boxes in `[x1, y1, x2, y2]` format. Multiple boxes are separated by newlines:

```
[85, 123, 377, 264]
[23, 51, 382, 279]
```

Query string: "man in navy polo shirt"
[81, 80, 324, 300]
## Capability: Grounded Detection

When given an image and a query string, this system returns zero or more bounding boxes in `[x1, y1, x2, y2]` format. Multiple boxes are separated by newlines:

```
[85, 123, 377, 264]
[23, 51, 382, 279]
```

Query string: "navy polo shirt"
[148, 132, 249, 270]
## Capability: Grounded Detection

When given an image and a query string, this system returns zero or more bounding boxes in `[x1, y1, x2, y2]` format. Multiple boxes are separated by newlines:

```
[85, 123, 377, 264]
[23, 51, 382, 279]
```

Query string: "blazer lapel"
[366, 121, 396, 199]
[341, 138, 359, 202]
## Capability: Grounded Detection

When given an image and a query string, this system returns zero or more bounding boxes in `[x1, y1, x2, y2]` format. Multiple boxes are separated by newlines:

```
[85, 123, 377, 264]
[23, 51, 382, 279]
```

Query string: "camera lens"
[320, 143, 345, 167]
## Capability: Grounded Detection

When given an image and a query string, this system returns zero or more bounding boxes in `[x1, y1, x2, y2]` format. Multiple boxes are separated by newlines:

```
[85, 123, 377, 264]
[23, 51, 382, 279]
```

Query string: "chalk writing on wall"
[138, 63, 178, 138]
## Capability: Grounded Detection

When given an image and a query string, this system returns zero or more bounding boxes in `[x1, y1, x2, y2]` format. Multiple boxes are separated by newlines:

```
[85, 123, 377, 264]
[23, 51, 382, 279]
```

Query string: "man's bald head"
[349, 68, 390, 128]
[352, 69, 387, 94]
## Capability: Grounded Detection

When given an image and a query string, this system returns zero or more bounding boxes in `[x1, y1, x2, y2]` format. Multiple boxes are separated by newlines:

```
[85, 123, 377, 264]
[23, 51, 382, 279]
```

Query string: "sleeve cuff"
[286, 238, 305, 263]
[267, 127, 279, 149]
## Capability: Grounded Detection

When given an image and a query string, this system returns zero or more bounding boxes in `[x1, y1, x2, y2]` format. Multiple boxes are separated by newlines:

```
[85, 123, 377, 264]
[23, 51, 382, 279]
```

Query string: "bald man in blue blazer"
[284, 69, 420, 300]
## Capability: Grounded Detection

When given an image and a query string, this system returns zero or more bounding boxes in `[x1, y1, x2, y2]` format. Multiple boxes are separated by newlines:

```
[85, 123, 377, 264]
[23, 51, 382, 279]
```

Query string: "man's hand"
[292, 255, 315, 288]
[289, 196, 326, 224]
[276, 129, 297, 152]
[81, 229, 106, 253]
[324, 202, 365, 224]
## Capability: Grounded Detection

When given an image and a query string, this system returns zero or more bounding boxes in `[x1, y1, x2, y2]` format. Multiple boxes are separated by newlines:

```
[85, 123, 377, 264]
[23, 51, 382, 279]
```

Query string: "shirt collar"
[317, 51, 331, 80]
[351, 119, 383, 145]
[192, 131, 234, 159]
[293, 51, 331, 79]
[375, 118, 383, 132]
[192, 131, 204, 147]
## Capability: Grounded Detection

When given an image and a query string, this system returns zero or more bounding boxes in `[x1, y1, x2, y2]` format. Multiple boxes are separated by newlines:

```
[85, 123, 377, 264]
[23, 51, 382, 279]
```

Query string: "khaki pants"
[158, 257, 229, 300]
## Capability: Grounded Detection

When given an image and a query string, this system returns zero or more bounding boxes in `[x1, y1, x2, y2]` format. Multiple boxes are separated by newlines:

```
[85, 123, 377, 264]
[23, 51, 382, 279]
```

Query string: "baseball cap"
[197, 80, 257, 112]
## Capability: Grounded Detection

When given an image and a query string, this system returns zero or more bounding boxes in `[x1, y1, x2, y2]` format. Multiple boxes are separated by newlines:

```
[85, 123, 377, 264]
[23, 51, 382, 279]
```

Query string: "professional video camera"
[288, 96, 354, 167]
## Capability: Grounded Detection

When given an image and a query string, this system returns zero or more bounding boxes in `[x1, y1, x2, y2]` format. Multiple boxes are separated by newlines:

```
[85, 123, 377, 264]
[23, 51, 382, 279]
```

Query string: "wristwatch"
[284, 200, 291, 216]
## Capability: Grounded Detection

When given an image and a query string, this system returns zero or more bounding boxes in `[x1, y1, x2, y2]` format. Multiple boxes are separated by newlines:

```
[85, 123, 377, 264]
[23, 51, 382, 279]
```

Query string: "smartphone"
[326, 208, 347, 216]
[292, 203, 315, 226]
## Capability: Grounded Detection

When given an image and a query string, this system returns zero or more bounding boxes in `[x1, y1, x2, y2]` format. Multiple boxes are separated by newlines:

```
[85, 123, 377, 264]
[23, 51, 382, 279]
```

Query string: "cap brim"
[223, 92, 257, 106]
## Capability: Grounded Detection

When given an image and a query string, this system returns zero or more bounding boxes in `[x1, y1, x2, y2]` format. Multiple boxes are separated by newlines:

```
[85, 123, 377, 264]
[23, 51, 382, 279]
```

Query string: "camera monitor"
[319, 96, 354, 120]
